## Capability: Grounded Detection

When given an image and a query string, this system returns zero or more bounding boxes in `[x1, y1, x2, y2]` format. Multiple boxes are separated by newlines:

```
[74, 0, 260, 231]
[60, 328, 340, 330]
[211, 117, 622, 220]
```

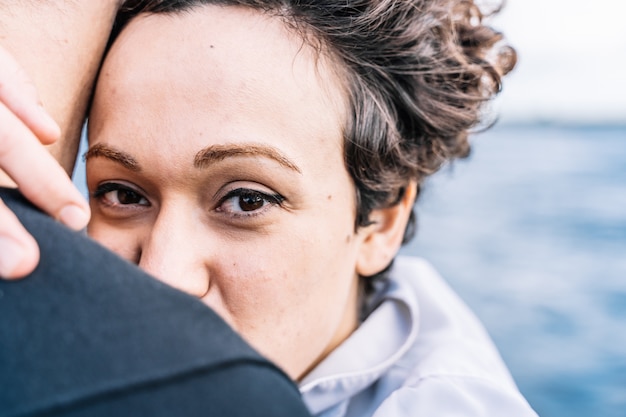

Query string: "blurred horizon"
[487, 0, 626, 125]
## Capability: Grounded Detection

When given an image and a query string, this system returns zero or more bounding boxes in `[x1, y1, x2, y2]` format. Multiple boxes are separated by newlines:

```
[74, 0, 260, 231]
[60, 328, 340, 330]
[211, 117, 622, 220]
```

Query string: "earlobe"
[355, 182, 417, 277]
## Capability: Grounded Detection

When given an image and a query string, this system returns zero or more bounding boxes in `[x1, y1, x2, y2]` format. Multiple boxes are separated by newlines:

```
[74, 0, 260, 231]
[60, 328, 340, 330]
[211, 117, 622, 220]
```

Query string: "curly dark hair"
[114, 0, 516, 285]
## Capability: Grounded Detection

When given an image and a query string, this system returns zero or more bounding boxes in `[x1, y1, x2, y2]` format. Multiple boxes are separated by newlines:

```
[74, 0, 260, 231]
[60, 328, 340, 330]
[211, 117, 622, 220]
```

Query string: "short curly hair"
[114, 0, 516, 284]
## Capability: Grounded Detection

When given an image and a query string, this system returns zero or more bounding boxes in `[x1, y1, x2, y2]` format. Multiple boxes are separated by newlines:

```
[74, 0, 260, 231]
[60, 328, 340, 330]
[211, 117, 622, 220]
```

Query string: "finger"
[0, 198, 39, 279]
[0, 46, 60, 145]
[0, 102, 90, 231]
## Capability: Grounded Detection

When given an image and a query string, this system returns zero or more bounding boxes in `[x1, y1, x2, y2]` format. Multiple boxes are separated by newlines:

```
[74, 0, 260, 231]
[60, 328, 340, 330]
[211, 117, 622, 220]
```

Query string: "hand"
[0, 45, 90, 279]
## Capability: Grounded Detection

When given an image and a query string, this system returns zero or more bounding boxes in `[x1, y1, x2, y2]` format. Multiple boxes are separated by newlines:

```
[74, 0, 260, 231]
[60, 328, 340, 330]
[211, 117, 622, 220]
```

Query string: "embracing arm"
[0, 0, 123, 278]
[0, 44, 86, 278]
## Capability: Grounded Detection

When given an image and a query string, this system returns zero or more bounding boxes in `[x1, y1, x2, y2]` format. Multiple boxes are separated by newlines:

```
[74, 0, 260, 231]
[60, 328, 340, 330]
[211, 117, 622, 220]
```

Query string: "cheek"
[213, 243, 298, 315]
[206, 237, 313, 321]
[217, 226, 358, 369]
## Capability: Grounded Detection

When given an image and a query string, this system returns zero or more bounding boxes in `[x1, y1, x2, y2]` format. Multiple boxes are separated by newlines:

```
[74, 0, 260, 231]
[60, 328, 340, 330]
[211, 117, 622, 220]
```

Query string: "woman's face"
[87, 5, 371, 380]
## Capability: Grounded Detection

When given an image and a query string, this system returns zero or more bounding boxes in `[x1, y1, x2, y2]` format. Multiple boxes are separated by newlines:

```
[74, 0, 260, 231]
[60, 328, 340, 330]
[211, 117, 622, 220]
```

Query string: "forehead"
[102, 6, 345, 122]
[92, 5, 348, 161]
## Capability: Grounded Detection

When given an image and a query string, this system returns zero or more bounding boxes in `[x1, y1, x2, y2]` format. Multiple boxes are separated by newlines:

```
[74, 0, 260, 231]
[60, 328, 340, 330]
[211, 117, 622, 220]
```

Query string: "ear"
[355, 181, 417, 277]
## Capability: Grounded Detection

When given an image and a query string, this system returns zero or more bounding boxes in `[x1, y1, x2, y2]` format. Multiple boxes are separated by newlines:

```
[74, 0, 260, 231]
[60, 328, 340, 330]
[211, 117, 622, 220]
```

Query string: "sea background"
[397, 2, 626, 415]
[400, 123, 626, 417]
[73, 1, 626, 416]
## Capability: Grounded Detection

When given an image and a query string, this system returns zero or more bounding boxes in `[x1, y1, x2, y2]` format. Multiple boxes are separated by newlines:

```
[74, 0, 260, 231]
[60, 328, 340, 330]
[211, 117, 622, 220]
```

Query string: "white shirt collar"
[300, 263, 420, 415]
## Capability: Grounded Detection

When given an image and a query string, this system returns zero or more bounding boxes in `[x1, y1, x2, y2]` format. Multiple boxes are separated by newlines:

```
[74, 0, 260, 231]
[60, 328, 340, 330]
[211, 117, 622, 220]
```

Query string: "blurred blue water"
[401, 124, 626, 417]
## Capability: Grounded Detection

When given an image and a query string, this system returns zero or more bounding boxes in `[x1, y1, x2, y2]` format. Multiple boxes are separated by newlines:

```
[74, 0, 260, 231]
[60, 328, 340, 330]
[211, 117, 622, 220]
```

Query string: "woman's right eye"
[92, 183, 149, 207]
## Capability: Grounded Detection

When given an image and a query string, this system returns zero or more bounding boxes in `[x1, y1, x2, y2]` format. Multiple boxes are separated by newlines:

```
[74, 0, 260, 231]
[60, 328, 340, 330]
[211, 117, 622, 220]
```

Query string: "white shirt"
[300, 256, 538, 417]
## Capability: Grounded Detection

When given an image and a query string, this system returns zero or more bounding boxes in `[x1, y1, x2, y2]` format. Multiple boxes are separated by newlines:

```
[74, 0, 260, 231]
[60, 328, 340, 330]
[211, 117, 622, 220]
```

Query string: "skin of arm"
[0, 0, 122, 278]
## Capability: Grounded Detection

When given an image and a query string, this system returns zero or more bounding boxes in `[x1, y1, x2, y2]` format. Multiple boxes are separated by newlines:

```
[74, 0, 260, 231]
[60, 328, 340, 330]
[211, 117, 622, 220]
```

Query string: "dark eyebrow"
[193, 143, 302, 174]
[83, 143, 141, 172]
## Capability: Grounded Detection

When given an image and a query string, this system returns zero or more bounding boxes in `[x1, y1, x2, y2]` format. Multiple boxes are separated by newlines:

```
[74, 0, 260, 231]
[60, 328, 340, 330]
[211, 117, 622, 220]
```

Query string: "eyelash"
[92, 183, 284, 218]
[216, 188, 285, 218]
[92, 182, 150, 209]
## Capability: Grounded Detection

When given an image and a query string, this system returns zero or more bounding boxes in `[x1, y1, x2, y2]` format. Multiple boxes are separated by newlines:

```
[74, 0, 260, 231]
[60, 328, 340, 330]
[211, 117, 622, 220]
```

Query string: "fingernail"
[0, 236, 24, 278]
[59, 205, 90, 231]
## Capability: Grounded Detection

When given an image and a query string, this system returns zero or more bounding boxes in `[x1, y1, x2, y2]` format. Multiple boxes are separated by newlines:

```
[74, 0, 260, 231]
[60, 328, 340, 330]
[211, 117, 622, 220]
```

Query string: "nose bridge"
[138, 204, 209, 298]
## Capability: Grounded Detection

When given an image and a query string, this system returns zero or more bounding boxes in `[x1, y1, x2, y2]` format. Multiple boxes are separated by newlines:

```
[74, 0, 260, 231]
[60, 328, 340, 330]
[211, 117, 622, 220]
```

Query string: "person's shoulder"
[372, 375, 538, 417]
[385, 256, 538, 415]
[177, 361, 311, 417]
[390, 255, 512, 378]
[26, 360, 311, 417]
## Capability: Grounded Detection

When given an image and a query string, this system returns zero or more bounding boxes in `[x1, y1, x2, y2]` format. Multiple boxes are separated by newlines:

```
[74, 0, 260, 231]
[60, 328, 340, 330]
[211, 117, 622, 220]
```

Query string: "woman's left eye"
[217, 188, 284, 216]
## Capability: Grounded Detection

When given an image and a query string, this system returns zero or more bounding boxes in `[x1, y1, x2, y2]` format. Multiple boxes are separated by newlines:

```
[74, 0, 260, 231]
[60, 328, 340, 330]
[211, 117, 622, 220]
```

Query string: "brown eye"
[239, 193, 265, 211]
[216, 188, 284, 217]
[117, 189, 144, 205]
